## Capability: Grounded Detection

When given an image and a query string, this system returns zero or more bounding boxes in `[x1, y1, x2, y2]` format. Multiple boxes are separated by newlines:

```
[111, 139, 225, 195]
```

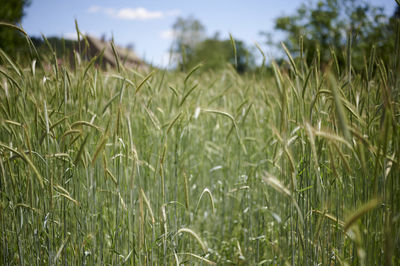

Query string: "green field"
[0, 32, 399, 265]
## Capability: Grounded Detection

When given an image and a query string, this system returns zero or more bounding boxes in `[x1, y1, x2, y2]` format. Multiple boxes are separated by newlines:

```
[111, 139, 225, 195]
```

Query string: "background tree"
[172, 15, 206, 70]
[171, 17, 254, 73]
[187, 34, 255, 73]
[0, 0, 31, 56]
[265, 0, 397, 70]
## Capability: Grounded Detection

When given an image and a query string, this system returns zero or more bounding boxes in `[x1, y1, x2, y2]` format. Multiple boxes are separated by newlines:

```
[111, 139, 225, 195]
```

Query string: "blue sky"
[22, 0, 397, 67]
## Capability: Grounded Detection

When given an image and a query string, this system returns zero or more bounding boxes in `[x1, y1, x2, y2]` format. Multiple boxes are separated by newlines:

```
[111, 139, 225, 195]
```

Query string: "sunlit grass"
[0, 30, 399, 265]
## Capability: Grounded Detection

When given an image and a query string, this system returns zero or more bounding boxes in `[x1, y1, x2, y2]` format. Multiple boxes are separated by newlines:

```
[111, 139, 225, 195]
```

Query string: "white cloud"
[160, 29, 176, 40]
[117, 8, 163, 20]
[88, 5, 100, 13]
[87, 6, 180, 21]
[104, 8, 116, 17]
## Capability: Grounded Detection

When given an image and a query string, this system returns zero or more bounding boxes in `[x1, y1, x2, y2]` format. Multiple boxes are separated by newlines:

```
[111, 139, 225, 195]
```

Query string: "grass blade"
[344, 198, 380, 232]
[176, 228, 207, 253]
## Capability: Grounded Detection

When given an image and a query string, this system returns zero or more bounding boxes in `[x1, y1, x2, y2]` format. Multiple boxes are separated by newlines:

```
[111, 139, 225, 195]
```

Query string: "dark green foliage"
[266, 0, 398, 70]
[0, 0, 30, 56]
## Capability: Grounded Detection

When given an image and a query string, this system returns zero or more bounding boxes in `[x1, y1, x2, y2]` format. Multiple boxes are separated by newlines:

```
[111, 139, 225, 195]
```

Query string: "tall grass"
[0, 28, 399, 265]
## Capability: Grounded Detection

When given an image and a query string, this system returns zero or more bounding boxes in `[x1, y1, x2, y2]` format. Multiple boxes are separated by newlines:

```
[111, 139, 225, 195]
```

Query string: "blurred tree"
[188, 35, 255, 73]
[263, 0, 397, 70]
[172, 15, 206, 70]
[171, 16, 254, 73]
[0, 0, 31, 55]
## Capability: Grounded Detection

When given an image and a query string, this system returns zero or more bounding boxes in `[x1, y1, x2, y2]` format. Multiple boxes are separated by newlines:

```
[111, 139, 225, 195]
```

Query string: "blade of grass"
[344, 198, 380, 232]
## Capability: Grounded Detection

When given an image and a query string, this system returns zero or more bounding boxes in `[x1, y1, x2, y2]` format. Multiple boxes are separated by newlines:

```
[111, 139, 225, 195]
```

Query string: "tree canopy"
[0, 0, 31, 55]
[172, 16, 206, 70]
[266, 0, 398, 70]
[171, 16, 254, 73]
[187, 35, 254, 73]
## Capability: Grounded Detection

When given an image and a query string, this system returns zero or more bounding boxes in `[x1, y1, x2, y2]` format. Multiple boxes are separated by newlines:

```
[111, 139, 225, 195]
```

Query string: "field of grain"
[0, 32, 399, 265]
